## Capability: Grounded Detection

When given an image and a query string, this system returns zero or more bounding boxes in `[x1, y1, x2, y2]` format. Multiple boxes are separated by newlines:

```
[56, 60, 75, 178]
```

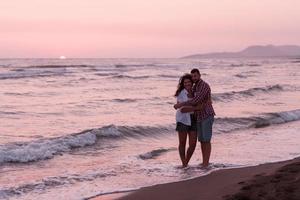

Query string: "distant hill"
[182, 45, 300, 58]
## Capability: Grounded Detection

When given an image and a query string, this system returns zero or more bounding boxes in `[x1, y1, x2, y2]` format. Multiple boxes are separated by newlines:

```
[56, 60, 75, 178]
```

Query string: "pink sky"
[1, 0, 300, 58]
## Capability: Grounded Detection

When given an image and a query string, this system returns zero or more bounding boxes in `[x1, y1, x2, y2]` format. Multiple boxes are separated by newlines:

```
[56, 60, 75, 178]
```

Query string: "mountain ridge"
[182, 45, 300, 58]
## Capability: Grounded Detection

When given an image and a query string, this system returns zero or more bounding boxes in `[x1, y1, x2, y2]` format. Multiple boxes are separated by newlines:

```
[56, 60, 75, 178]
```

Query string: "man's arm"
[180, 106, 197, 113]
[174, 82, 210, 109]
[180, 97, 212, 113]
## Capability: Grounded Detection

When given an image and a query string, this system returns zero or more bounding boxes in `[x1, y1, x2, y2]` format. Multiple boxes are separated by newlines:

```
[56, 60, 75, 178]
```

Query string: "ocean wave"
[234, 74, 248, 78]
[112, 75, 150, 79]
[234, 70, 259, 78]
[1, 109, 299, 165]
[157, 74, 179, 78]
[213, 84, 287, 102]
[3, 92, 32, 96]
[229, 63, 261, 67]
[111, 74, 180, 80]
[247, 63, 261, 66]
[291, 60, 300, 63]
[0, 131, 97, 164]
[114, 64, 157, 68]
[99, 96, 166, 103]
[214, 109, 300, 133]
[25, 64, 93, 69]
[115, 64, 142, 68]
[138, 148, 176, 160]
[0, 125, 171, 164]
[0, 111, 26, 116]
[112, 98, 139, 103]
[254, 109, 300, 128]
[0, 68, 68, 80]
[0, 170, 117, 199]
[230, 64, 244, 67]
[95, 72, 119, 77]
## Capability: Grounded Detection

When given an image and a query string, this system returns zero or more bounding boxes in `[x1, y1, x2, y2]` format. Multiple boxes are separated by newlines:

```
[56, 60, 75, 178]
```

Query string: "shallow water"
[0, 58, 300, 199]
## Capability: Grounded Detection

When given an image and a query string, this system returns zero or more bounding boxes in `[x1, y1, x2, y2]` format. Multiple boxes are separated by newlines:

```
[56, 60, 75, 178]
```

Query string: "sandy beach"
[91, 157, 300, 200]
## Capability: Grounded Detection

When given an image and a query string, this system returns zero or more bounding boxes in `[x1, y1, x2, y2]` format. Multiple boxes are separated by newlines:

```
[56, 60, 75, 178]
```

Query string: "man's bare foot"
[199, 163, 210, 169]
[182, 164, 190, 170]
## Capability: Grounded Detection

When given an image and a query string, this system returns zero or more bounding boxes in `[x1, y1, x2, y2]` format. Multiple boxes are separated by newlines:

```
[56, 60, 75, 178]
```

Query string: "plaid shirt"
[184, 79, 215, 121]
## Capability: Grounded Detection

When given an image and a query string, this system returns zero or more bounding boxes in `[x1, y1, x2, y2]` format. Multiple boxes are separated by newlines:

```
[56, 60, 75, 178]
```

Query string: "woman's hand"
[174, 103, 183, 109]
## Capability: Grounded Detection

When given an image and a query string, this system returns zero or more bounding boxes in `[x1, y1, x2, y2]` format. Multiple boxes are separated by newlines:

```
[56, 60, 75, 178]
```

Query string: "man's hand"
[180, 106, 195, 113]
[174, 103, 183, 110]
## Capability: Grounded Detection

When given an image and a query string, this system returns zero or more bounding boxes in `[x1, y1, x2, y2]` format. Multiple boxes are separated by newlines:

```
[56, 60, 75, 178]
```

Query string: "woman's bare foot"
[182, 160, 188, 168]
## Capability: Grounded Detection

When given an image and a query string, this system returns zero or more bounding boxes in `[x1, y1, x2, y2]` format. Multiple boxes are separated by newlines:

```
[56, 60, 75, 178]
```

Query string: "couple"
[174, 68, 215, 168]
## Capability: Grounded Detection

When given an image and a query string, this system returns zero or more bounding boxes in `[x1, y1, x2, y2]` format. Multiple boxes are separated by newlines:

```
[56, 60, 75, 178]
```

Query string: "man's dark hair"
[190, 68, 200, 75]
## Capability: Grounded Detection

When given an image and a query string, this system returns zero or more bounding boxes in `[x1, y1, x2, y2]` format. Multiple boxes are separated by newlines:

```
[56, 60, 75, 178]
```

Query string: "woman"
[175, 74, 198, 167]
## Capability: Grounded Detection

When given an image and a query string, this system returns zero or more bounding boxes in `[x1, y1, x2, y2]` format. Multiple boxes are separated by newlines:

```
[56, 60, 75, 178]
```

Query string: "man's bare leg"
[201, 142, 211, 167]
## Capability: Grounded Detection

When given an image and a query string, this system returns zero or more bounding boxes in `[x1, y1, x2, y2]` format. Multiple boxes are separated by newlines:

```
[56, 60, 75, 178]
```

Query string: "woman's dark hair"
[174, 74, 193, 97]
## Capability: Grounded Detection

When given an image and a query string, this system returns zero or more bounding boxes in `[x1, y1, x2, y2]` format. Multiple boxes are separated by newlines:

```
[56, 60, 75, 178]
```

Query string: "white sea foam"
[0, 132, 97, 163]
[0, 170, 117, 199]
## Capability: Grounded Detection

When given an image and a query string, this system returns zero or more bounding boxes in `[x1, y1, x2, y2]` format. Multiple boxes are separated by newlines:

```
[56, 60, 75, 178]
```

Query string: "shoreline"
[90, 157, 300, 200]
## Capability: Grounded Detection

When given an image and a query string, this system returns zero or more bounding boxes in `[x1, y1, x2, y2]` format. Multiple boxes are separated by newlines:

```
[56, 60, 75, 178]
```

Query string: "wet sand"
[91, 157, 300, 200]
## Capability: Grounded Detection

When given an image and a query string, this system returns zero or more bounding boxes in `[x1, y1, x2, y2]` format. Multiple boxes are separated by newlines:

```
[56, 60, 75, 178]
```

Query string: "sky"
[0, 0, 300, 58]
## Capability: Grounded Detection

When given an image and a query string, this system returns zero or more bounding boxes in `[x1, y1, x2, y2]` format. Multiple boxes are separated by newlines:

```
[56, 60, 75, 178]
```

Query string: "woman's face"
[183, 79, 192, 90]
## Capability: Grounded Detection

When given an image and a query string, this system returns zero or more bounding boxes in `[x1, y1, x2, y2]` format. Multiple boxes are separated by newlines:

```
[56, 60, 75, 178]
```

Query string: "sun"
[59, 56, 66, 59]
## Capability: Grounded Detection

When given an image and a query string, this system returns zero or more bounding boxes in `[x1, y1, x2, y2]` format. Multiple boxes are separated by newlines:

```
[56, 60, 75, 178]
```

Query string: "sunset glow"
[1, 0, 299, 58]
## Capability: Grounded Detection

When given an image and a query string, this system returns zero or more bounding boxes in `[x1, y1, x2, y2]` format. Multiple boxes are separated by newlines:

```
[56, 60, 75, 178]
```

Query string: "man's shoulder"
[197, 79, 210, 88]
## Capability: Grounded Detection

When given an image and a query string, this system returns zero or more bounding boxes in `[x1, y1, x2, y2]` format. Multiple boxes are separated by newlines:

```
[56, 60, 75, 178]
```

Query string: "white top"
[176, 89, 191, 126]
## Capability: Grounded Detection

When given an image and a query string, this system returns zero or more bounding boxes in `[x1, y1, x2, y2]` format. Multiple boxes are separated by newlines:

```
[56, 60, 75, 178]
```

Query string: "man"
[174, 68, 215, 168]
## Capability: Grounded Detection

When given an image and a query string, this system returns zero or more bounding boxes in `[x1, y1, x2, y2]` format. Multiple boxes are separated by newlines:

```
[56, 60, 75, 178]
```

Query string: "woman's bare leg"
[185, 131, 197, 166]
[178, 131, 187, 167]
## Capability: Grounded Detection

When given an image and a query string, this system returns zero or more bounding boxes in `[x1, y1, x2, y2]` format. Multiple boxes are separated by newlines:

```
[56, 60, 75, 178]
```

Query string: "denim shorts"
[197, 116, 214, 142]
[176, 115, 197, 132]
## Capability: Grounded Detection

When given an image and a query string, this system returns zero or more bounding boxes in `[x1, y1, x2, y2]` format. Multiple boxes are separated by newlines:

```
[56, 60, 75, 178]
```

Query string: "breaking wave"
[0, 125, 171, 164]
[214, 109, 300, 133]
[0, 170, 117, 199]
[0, 109, 299, 164]
[213, 84, 289, 102]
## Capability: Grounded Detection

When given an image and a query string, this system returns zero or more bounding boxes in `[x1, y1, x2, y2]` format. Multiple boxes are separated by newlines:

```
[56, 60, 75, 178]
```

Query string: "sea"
[0, 57, 300, 199]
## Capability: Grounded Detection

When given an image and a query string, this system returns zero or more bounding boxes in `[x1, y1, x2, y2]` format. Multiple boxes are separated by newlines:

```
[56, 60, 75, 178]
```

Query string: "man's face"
[191, 72, 200, 83]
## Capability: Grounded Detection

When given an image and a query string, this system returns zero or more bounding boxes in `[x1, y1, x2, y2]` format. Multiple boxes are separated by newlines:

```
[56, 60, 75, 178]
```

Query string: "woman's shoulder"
[177, 89, 187, 99]
[179, 89, 188, 96]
